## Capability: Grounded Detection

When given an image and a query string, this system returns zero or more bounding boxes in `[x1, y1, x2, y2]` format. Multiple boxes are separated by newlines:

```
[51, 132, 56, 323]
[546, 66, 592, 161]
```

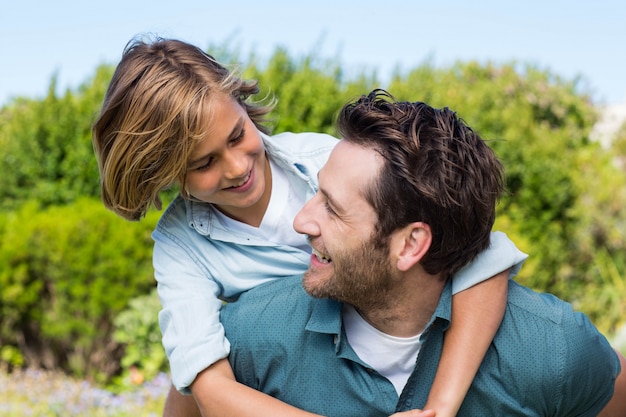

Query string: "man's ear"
[392, 222, 432, 272]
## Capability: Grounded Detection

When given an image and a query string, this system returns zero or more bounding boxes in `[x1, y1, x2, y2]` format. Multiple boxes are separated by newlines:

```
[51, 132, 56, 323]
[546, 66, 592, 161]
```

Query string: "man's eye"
[324, 202, 336, 216]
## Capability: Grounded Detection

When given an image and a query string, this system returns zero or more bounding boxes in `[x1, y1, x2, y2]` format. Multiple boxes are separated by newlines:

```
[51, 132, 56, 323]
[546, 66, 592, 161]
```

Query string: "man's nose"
[293, 195, 320, 237]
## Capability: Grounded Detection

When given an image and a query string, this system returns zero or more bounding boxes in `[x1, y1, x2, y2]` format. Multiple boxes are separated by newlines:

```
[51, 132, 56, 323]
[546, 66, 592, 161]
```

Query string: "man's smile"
[312, 247, 332, 264]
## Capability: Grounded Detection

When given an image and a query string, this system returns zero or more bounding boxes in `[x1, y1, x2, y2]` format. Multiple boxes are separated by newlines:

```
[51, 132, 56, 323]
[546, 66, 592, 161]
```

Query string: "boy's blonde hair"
[93, 37, 273, 221]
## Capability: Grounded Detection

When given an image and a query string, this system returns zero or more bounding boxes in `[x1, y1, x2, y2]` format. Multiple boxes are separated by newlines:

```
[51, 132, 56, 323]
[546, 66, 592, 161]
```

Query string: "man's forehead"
[319, 140, 381, 197]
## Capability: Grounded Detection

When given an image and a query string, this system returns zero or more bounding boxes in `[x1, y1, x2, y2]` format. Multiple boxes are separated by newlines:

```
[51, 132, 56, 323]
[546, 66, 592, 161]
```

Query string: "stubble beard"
[303, 238, 395, 310]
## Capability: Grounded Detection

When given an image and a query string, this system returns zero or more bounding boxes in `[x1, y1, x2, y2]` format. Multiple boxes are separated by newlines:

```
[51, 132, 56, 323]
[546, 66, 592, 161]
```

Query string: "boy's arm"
[422, 270, 509, 417]
[165, 358, 324, 417]
[164, 359, 440, 417]
[164, 384, 201, 417]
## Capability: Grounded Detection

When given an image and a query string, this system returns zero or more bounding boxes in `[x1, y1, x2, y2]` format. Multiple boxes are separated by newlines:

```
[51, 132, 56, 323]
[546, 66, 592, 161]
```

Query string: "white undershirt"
[342, 304, 422, 395]
[214, 159, 309, 251]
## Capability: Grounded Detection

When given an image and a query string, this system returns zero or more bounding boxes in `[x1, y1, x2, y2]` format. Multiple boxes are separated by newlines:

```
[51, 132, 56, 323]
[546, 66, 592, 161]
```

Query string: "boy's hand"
[390, 409, 436, 417]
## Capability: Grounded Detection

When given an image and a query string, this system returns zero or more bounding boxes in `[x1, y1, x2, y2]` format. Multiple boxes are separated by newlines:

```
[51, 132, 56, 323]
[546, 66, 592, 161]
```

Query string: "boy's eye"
[191, 127, 244, 172]
[195, 157, 214, 171]
[231, 128, 245, 144]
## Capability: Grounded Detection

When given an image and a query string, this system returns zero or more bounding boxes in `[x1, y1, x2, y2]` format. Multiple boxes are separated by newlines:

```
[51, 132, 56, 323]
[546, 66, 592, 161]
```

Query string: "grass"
[0, 368, 170, 416]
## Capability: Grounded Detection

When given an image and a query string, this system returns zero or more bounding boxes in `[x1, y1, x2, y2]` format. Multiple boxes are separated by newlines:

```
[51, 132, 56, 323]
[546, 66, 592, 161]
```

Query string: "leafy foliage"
[389, 61, 626, 334]
[0, 44, 624, 385]
[612, 119, 626, 168]
[0, 198, 158, 382]
[112, 288, 168, 390]
[237, 47, 377, 135]
[0, 66, 113, 210]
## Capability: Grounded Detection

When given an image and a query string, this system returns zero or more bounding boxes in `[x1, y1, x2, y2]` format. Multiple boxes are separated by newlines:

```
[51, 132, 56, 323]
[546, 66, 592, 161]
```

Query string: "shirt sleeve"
[452, 231, 528, 294]
[152, 229, 230, 394]
[556, 310, 620, 416]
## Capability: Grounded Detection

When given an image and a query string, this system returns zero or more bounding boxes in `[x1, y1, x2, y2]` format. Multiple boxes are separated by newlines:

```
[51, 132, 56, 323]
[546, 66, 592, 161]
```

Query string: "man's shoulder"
[505, 281, 599, 336]
[492, 283, 573, 385]
[506, 280, 569, 323]
[504, 281, 611, 357]
[477, 281, 618, 415]
[221, 276, 315, 333]
[236, 275, 307, 304]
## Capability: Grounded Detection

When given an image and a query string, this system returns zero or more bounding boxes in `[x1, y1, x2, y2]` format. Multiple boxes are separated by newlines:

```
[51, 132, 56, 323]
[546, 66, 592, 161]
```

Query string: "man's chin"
[301, 270, 334, 299]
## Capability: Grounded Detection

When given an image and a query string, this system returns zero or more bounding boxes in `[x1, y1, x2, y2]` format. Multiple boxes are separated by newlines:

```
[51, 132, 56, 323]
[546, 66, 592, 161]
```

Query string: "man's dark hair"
[337, 89, 505, 279]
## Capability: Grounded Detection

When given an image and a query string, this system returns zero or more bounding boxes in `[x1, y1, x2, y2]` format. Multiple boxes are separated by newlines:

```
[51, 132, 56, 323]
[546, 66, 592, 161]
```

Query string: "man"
[221, 90, 624, 416]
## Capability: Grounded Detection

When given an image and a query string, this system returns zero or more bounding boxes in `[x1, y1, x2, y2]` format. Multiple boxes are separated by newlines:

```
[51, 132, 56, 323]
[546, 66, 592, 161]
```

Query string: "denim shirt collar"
[185, 132, 319, 237]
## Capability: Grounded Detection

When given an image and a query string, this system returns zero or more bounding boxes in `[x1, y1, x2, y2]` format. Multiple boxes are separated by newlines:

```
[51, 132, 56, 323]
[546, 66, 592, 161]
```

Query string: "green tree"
[612, 119, 626, 168]
[112, 288, 167, 391]
[1, 43, 624, 385]
[390, 61, 626, 333]
[241, 47, 377, 135]
[0, 65, 113, 211]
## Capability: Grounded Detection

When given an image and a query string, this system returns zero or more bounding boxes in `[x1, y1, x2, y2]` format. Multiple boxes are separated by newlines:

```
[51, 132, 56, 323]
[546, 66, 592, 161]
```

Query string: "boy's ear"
[391, 222, 432, 272]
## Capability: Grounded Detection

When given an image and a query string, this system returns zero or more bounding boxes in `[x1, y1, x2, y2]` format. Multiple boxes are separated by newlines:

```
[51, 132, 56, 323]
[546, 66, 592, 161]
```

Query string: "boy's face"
[185, 96, 270, 225]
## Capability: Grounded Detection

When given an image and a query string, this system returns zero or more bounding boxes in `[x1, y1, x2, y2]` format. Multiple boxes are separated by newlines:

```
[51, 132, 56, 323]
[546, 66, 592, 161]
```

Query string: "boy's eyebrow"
[188, 117, 244, 166]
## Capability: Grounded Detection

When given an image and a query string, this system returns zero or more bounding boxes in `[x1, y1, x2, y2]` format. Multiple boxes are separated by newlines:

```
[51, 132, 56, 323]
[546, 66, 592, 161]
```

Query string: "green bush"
[0, 198, 159, 383]
[112, 288, 168, 391]
[388, 61, 626, 335]
[0, 66, 113, 211]
[0, 44, 623, 386]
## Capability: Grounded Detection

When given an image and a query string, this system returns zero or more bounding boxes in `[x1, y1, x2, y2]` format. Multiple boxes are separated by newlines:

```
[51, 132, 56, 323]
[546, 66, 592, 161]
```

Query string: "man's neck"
[354, 274, 445, 337]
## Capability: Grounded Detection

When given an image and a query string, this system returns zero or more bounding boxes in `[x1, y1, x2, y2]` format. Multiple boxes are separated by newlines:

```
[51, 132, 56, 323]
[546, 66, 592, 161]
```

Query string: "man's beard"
[304, 237, 395, 310]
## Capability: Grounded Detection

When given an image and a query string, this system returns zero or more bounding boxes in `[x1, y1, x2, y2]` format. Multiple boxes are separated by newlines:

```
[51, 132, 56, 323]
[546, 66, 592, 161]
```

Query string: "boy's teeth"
[235, 175, 249, 187]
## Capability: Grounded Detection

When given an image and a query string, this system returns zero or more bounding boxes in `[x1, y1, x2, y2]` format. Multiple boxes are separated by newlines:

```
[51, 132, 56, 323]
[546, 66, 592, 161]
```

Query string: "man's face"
[293, 140, 397, 308]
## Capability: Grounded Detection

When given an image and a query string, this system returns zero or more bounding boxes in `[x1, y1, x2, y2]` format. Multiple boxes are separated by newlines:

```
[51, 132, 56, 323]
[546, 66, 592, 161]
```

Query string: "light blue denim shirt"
[153, 131, 337, 392]
[153, 130, 529, 392]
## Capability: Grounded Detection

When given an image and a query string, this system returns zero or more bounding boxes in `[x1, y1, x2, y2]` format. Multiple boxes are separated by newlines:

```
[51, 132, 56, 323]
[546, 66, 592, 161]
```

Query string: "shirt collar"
[185, 131, 314, 236]
[306, 297, 343, 335]
[426, 281, 453, 333]
[305, 280, 453, 354]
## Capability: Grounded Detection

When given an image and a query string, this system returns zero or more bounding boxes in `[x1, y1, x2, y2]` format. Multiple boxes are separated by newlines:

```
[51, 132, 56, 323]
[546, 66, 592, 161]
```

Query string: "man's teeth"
[313, 248, 331, 263]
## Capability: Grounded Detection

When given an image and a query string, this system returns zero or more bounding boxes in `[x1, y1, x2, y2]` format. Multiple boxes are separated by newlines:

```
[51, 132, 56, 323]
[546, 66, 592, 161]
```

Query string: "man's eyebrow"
[317, 173, 345, 213]
[188, 117, 244, 166]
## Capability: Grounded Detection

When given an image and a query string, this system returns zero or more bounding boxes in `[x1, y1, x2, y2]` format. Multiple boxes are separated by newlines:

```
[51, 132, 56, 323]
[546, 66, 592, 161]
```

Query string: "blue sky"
[2, 0, 625, 107]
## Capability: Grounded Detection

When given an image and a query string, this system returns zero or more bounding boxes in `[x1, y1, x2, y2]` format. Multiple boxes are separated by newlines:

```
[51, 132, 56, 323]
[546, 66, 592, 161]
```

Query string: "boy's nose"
[223, 150, 247, 179]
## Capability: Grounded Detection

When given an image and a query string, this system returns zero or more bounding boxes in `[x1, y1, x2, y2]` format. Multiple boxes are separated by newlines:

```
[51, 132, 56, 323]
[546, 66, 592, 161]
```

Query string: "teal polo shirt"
[222, 276, 619, 416]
